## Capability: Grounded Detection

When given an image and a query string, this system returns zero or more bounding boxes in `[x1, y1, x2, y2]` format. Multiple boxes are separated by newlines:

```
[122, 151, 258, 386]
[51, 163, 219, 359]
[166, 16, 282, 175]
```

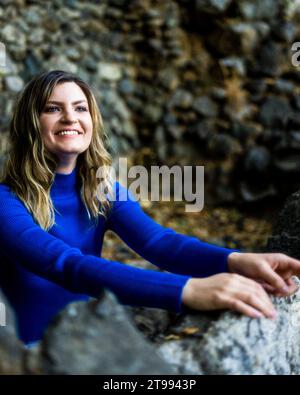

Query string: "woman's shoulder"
[0, 182, 23, 205]
[0, 182, 14, 195]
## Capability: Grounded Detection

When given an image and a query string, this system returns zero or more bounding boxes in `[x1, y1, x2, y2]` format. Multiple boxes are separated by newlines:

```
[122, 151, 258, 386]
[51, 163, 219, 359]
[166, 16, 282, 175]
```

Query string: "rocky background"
[0, 0, 300, 206]
[1, 0, 300, 375]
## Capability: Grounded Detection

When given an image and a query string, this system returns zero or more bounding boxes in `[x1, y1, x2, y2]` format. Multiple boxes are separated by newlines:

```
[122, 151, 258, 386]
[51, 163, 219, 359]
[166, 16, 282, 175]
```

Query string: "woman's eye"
[43, 106, 88, 113]
[44, 106, 60, 112]
[76, 106, 88, 112]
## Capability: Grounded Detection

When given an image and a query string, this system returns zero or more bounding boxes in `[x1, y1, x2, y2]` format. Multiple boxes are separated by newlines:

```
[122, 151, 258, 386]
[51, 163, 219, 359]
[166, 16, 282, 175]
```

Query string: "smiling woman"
[39, 84, 93, 175]
[0, 70, 300, 347]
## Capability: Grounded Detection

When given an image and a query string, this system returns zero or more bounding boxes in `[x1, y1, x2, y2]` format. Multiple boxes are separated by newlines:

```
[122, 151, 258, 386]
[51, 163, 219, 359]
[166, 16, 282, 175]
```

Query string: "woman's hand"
[227, 252, 300, 296]
[181, 273, 277, 319]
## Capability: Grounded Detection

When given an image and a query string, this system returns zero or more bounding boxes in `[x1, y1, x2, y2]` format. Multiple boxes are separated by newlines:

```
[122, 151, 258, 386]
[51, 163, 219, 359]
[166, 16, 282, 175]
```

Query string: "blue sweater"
[0, 165, 236, 345]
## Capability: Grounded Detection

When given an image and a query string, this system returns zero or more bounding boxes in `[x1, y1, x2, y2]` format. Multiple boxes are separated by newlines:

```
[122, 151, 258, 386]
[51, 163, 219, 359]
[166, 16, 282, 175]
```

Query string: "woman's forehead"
[49, 82, 87, 101]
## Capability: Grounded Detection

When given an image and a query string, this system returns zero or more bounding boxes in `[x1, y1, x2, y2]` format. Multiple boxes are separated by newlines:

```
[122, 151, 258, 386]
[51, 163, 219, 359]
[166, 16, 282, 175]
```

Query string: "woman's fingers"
[259, 277, 299, 296]
[256, 263, 287, 291]
[235, 280, 276, 318]
[182, 273, 278, 319]
[227, 298, 265, 319]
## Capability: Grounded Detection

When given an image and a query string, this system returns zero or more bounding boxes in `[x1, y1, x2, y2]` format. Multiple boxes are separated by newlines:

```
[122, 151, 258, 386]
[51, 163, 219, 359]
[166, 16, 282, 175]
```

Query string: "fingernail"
[269, 311, 277, 319]
[281, 285, 289, 293]
[254, 312, 263, 318]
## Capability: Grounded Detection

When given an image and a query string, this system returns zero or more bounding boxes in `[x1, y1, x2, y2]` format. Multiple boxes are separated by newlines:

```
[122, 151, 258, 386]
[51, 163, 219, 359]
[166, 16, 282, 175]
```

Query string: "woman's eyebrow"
[46, 100, 88, 105]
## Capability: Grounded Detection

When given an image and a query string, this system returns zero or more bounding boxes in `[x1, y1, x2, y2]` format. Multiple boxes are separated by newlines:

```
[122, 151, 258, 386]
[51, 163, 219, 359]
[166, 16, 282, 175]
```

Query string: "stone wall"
[0, 0, 300, 205]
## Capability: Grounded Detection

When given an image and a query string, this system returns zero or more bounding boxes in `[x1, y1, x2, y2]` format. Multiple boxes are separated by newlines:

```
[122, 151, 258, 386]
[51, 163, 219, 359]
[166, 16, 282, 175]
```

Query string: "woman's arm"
[106, 182, 240, 277]
[0, 184, 192, 313]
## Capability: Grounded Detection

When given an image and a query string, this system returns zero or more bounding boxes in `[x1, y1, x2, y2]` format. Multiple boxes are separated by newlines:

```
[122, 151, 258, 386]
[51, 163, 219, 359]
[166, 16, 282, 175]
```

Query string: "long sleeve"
[0, 184, 191, 313]
[106, 182, 240, 277]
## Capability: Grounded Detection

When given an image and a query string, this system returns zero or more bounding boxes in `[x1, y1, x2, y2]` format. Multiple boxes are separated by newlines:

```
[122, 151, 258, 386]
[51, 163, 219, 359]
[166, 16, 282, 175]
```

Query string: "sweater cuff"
[222, 248, 242, 273]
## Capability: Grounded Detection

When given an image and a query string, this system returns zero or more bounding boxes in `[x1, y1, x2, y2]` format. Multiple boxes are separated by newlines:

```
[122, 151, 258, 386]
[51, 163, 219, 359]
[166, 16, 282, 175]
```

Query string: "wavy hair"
[0, 70, 114, 230]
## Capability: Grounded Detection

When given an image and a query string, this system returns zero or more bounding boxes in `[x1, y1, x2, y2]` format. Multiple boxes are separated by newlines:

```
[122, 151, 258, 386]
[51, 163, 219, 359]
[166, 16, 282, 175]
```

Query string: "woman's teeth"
[57, 130, 80, 136]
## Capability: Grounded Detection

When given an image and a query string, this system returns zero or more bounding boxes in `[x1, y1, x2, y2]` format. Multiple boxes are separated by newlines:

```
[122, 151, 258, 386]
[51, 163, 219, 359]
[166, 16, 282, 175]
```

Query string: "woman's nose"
[61, 108, 78, 123]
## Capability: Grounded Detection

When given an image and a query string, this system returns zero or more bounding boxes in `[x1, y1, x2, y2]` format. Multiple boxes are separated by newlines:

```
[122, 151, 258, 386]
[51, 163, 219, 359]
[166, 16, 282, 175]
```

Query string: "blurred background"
[1, 0, 300, 259]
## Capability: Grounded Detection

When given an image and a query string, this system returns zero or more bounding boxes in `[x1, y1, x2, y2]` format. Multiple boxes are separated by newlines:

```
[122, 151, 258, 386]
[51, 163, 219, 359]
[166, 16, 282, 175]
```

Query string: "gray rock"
[243, 146, 271, 178]
[4, 75, 24, 92]
[41, 291, 176, 374]
[207, 133, 241, 159]
[273, 21, 298, 42]
[196, 0, 232, 14]
[118, 79, 135, 95]
[239, 180, 277, 202]
[237, 0, 280, 20]
[192, 96, 218, 117]
[272, 79, 296, 95]
[219, 57, 246, 77]
[154, 126, 168, 161]
[98, 62, 122, 81]
[0, 289, 24, 374]
[267, 189, 300, 257]
[252, 41, 286, 77]
[168, 89, 193, 110]
[259, 96, 292, 128]
[156, 293, 300, 374]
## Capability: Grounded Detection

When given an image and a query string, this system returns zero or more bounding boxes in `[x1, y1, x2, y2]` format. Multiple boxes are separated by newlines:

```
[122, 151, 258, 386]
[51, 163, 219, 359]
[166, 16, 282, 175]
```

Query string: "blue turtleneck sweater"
[0, 165, 236, 345]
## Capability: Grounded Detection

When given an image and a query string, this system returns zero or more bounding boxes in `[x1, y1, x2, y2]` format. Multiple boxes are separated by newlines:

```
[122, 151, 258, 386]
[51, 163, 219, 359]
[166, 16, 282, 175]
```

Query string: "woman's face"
[39, 82, 93, 163]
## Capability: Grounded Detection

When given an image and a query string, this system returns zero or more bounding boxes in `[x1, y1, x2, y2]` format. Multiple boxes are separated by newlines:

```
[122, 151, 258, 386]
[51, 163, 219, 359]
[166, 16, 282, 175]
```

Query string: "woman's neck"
[55, 158, 77, 175]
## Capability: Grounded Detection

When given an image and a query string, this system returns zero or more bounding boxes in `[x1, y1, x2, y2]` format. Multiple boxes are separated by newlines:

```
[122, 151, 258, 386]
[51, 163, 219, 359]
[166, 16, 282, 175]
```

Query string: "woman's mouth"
[55, 130, 83, 137]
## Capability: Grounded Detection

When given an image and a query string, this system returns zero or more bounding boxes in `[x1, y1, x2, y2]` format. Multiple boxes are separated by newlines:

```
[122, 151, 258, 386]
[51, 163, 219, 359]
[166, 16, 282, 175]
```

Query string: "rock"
[259, 96, 292, 128]
[4, 75, 24, 92]
[41, 291, 176, 374]
[22, 8, 43, 26]
[267, 190, 300, 257]
[230, 121, 262, 142]
[124, 306, 172, 343]
[98, 63, 122, 81]
[288, 131, 300, 150]
[207, 133, 241, 159]
[243, 146, 271, 179]
[47, 55, 78, 74]
[219, 57, 246, 77]
[194, 119, 216, 141]
[0, 289, 24, 374]
[1, 24, 26, 46]
[208, 22, 259, 56]
[168, 89, 193, 110]
[154, 126, 168, 161]
[287, 113, 300, 130]
[237, 0, 280, 20]
[273, 147, 300, 173]
[143, 104, 163, 123]
[251, 41, 286, 77]
[192, 96, 218, 117]
[292, 94, 300, 110]
[0, 53, 18, 77]
[273, 21, 298, 43]
[240, 181, 277, 202]
[211, 87, 227, 101]
[272, 79, 296, 95]
[195, 0, 232, 14]
[28, 28, 44, 45]
[157, 293, 300, 374]
[118, 78, 135, 95]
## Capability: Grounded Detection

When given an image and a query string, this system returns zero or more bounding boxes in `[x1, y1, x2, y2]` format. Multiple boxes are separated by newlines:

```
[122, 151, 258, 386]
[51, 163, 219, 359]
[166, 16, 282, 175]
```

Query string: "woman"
[0, 70, 299, 347]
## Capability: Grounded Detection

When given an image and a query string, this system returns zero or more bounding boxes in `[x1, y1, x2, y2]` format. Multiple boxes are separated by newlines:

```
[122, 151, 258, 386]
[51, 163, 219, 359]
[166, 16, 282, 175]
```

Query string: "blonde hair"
[0, 70, 113, 230]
